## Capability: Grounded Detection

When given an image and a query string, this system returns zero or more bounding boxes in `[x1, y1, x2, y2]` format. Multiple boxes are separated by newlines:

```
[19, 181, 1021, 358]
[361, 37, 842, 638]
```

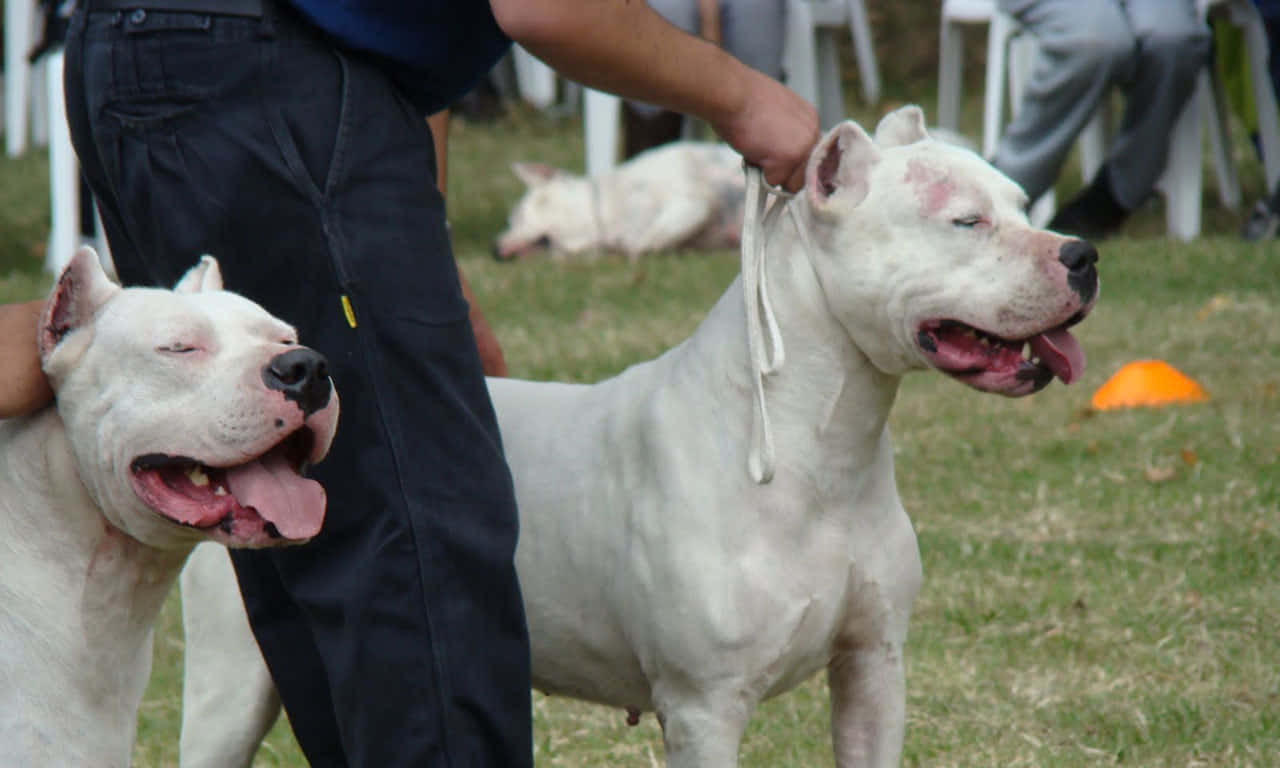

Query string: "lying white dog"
[0, 249, 339, 767]
[493, 141, 745, 261]
[179, 106, 1097, 767]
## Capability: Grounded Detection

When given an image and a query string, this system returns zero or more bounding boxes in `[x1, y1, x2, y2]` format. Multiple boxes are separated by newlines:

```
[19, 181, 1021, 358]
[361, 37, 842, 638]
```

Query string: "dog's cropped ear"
[806, 121, 881, 212]
[174, 255, 224, 294]
[511, 161, 560, 187]
[39, 246, 121, 369]
[874, 105, 929, 148]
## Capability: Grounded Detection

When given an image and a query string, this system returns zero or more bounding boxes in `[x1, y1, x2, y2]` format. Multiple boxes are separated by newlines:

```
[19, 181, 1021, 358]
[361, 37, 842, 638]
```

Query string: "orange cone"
[1091, 360, 1209, 410]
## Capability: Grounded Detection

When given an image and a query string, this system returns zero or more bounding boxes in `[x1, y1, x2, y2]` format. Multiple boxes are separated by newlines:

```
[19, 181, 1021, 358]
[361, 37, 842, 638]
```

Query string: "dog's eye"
[952, 215, 985, 228]
[158, 343, 198, 355]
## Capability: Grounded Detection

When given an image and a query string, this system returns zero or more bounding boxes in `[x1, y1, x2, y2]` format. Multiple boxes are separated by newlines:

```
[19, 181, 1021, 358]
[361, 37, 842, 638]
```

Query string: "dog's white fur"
[493, 141, 745, 260]
[0, 250, 338, 767]
[178, 107, 1096, 767]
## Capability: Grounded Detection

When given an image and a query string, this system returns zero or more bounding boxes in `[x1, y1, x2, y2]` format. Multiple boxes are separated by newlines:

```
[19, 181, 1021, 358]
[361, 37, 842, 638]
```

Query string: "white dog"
[179, 106, 1097, 767]
[493, 141, 746, 261]
[0, 249, 339, 767]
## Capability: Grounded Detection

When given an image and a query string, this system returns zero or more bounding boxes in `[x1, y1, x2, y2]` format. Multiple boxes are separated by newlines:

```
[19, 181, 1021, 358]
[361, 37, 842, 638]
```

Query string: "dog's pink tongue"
[225, 452, 325, 540]
[1030, 327, 1085, 384]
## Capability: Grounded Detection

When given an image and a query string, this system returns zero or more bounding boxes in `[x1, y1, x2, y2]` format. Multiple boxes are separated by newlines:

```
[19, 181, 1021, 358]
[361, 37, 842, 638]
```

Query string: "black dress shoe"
[1049, 165, 1130, 240]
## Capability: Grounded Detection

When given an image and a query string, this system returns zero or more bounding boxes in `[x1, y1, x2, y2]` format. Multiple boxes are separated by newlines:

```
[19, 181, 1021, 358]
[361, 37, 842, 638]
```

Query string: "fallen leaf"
[1195, 294, 1232, 320]
[1144, 465, 1177, 484]
[1180, 448, 1198, 466]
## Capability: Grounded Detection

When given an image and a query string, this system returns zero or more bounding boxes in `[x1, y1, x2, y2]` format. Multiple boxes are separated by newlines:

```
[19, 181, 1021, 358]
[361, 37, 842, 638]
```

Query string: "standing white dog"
[0, 249, 339, 767]
[179, 106, 1097, 767]
[493, 141, 745, 261]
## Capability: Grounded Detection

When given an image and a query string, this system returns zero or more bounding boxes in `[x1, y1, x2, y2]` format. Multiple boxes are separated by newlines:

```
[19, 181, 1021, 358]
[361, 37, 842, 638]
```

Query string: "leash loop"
[741, 165, 794, 484]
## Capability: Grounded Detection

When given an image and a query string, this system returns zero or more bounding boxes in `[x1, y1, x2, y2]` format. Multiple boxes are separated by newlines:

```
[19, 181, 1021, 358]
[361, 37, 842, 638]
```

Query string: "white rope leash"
[740, 165, 806, 484]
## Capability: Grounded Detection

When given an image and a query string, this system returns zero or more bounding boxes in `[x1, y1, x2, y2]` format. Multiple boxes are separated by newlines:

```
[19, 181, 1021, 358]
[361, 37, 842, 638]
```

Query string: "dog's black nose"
[263, 348, 332, 417]
[1058, 239, 1099, 303]
[1059, 239, 1098, 272]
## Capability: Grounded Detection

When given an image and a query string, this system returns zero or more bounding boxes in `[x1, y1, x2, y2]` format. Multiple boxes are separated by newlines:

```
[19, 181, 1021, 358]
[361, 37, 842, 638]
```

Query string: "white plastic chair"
[783, 0, 881, 129]
[938, 0, 1270, 239]
[936, 0, 990, 137]
[938, 1, 1104, 171]
[585, 0, 880, 175]
[1203, 0, 1280, 191]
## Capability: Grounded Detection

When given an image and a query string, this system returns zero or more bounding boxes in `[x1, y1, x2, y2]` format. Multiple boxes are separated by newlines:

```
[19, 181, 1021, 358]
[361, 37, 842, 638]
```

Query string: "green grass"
[3, 85, 1278, 767]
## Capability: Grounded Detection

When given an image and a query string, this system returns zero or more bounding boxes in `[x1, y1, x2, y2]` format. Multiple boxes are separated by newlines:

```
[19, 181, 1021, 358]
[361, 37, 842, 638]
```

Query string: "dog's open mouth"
[129, 428, 324, 543]
[916, 313, 1087, 396]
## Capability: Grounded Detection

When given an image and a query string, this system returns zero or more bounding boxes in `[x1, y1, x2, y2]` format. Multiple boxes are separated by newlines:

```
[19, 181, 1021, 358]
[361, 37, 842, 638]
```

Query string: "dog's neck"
[674, 197, 901, 485]
[0, 410, 187, 765]
[759, 198, 901, 440]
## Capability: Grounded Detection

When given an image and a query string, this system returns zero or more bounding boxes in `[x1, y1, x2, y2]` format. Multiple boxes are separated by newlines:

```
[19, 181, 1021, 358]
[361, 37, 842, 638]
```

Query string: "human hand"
[0, 299, 54, 418]
[712, 68, 819, 193]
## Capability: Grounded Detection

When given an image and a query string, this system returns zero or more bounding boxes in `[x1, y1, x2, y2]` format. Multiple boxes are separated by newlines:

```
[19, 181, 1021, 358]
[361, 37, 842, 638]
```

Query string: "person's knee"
[1044, 10, 1135, 80]
[1074, 22, 1135, 75]
[1139, 24, 1211, 78]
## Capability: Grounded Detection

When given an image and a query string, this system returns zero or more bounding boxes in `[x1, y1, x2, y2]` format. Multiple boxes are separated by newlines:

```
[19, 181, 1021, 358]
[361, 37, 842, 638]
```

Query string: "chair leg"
[46, 51, 80, 274]
[1232, 0, 1280, 191]
[584, 89, 622, 177]
[782, 0, 819, 110]
[847, 0, 881, 105]
[5, 0, 34, 157]
[982, 13, 1017, 158]
[937, 21, 965, 132]
[816, 29, 846, 129]
[1079, 106, 1109, 184]
[1162, 78, 1206, 241]
[1204, 65, 1241, 210]
[1029, 192, 1057, 228]
[511, 46, 557, 110]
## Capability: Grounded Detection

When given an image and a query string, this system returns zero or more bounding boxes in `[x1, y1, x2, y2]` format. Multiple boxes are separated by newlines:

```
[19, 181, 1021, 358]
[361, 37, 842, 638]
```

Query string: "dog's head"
[39, 248, 340, 549]
[799, 106, 1097, 396]
[493, 162, 599, 259]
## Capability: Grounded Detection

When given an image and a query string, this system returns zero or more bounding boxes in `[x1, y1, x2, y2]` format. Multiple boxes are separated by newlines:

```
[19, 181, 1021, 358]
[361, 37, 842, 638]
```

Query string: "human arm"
[427, 107, 508, 377]
[490, 0, 818, 191]
[0, 299, 53, 418]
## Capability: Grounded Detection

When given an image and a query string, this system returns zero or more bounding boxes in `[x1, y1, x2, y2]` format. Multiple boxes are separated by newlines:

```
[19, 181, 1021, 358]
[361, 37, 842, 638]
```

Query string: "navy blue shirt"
[284, 0, 512, 115]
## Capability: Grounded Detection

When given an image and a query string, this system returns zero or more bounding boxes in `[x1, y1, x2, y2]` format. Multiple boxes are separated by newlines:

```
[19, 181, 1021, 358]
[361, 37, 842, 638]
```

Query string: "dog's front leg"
[655, 688, 753, 768]
[827, 641, 907, 768]
[180, 543, 282, 768]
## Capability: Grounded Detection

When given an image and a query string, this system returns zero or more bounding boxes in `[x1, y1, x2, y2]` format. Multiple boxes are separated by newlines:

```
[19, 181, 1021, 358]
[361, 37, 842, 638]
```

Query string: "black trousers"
[64, 4, 533, 766]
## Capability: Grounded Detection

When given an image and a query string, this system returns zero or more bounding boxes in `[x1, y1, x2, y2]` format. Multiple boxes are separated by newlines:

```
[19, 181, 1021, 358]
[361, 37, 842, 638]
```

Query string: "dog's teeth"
[187, 467, 209, 487]
[214, 486, 228, 496]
